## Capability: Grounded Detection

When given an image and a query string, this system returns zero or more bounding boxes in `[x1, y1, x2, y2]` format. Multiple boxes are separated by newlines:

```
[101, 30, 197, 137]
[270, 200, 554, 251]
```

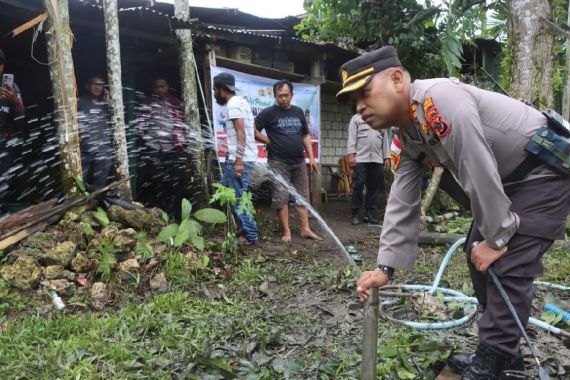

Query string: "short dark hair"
[87, 75, 105, 84]
[273, 79, 293, 95]
[152, 75, 169, 85]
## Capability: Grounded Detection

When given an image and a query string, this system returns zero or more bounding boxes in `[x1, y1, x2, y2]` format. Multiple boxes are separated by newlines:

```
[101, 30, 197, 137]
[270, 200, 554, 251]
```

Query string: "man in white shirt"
[213, 72, 259, 244]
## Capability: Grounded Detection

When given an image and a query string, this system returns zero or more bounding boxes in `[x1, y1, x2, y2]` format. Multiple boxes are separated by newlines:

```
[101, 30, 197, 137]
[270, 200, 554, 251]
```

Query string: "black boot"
[351, 209, 360, 225]
[450, 348, 524, 374]
[461, 343, 517, 380]
[365, 209, 380, 225]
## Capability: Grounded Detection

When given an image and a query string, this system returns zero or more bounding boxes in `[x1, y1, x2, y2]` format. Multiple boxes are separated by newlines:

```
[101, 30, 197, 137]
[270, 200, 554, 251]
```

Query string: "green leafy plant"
[92, 207, 110, 227]
[94, 237, 117, 283]
[134, 232, 155, 263]
[73, 175, 88, 194]
[376, 328, 455, 379]
[210, 184, 255, 255]
[156, 198, 226, 251]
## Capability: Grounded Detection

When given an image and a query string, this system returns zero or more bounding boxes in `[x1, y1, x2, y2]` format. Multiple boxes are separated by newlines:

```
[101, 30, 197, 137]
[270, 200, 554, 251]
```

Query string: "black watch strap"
[375, 265, 394, 281]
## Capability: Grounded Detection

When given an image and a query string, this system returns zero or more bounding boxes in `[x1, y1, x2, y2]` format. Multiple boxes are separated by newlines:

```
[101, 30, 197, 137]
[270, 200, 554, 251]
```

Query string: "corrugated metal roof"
[73, 0, 353, 55]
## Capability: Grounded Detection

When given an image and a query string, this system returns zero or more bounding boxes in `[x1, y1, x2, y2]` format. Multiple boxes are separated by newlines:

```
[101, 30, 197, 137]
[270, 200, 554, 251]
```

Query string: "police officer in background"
[346, 113, 390, 225]
[339, 46, 570, 379]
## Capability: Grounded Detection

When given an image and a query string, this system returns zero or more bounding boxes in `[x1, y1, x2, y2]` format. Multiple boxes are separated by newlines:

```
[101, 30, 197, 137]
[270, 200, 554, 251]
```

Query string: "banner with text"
[210, 66, 320, 163]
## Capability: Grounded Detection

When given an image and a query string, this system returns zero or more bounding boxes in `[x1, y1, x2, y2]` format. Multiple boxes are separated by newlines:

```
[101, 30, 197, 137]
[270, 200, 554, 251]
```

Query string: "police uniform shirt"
[379, 78, 554, 270]
[346, 114, 390, 163]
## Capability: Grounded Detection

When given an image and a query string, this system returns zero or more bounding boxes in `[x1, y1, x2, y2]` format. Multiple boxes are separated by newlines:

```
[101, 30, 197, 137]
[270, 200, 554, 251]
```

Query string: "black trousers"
[81, 150, 113, 191]
[465, 175, 570, 358]
[138, 148, 185, 215]
[351, 162, 385, 211]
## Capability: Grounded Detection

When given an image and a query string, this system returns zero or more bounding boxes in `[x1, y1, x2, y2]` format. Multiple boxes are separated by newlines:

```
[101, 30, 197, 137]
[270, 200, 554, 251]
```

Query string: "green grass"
[543, 248, 570, 285]
[0, 292, 281, 379]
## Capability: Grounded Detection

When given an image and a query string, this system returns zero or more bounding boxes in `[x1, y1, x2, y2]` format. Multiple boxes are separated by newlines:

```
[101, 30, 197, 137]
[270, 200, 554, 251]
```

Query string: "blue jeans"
[220, 161, 259, 241]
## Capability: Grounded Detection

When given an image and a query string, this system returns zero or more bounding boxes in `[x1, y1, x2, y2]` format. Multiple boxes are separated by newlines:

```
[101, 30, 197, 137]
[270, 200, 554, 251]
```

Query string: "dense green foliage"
[297, 0, 503, 77]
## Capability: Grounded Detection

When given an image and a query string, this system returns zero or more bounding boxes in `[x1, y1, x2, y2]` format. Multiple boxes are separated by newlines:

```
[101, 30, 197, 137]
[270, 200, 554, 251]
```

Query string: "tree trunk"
[562, 0, 570, 121]
[509, 0, 554, 107]
[44, 0, 82, 197]
[174, 0, 209, 200]
[421, 167, 444, 219]
[102, 0, 132, 199]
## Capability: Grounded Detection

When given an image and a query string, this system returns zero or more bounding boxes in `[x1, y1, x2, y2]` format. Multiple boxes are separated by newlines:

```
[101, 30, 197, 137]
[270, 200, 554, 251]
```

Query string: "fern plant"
[94, 237, 117, 283]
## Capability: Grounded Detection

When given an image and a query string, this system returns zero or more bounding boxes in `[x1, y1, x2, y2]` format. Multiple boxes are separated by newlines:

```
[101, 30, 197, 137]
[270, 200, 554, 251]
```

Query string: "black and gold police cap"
[336, 45, 401, 102]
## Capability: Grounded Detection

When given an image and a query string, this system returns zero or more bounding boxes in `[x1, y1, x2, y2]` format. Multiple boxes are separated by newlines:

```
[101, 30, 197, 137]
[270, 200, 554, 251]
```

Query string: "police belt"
[503, 124, 570, 184]
[501, 155, 542, 184]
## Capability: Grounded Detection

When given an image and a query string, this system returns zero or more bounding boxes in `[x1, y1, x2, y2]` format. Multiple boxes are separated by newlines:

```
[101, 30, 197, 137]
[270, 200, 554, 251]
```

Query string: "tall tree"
[102, 0, 132, 198]
[508, 0, 555, 107]
[174, 0, 210, 200]
[44, 0, 82, 196]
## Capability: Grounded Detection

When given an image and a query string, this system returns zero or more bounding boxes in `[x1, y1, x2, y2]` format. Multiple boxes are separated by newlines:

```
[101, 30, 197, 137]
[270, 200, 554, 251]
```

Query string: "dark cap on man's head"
[0, 49, 6, 63]
[213, 72, 238, 92]
[336, 46, 401, 102]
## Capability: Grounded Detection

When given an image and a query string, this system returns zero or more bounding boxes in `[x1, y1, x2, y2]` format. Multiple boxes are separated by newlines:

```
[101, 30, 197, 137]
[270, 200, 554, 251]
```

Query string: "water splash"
[254, 162, 361, 274]
[2, 89, 363, 278]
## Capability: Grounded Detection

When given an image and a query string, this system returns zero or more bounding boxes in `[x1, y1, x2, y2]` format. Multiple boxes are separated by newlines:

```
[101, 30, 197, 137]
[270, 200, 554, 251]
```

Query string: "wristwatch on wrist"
[375, 265, 394, 281]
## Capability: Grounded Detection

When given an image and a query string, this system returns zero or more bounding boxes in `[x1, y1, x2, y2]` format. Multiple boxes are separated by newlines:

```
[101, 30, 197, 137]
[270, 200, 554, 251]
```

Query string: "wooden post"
[102, 0, 132, 198]
[309, 55, 325, 209]
[44, 0, 82, 196]
[202, 43, 216, 112]
[202, 43, 222, 181]
[361, 288, 379, 380]
[174, 0, 209, 200]
[311, 168, 322, 209]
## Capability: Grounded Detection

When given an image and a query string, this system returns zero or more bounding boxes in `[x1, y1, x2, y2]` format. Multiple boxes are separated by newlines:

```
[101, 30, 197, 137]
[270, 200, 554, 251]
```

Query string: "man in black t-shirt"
[254, 80, 322, 242]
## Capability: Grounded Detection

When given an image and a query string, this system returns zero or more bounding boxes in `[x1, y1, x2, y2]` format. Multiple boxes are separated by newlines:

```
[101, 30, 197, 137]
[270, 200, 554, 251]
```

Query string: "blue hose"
[544, 304, 570, 321]
[427, 237, 466, 294]
[381, 236, 570, 336]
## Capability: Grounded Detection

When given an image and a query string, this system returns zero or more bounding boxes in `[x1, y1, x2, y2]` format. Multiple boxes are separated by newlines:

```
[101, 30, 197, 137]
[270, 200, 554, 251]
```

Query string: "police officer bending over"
[338, 46, 570, 379]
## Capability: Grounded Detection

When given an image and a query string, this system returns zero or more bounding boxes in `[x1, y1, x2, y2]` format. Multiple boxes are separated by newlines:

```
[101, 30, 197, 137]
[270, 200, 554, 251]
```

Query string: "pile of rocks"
[0, 205, 170, 310]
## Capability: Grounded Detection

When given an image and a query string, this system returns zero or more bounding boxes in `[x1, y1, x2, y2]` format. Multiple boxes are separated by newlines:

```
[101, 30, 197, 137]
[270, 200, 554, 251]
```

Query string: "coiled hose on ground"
[379, 237, 570, 337]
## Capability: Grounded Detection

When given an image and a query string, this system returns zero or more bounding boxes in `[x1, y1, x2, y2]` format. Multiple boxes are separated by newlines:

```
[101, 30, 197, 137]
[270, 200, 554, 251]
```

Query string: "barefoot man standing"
[255, 80, 322, 242]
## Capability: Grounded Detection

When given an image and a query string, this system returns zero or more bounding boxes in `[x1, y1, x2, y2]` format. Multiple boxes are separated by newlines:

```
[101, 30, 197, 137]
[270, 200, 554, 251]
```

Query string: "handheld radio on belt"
[481, 68, 570, 177]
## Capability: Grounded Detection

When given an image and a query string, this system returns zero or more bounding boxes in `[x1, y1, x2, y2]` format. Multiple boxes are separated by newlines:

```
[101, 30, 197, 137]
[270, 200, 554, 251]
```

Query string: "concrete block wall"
[320, 92, 353, 165]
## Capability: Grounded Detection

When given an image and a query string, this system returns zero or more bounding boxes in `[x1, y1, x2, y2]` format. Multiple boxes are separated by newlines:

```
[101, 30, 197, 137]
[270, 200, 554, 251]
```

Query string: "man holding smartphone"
[0, 48, 25, 212]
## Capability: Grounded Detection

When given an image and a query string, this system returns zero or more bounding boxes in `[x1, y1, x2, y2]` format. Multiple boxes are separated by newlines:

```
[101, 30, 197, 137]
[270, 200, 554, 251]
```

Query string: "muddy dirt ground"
[253, 198, 570, 379]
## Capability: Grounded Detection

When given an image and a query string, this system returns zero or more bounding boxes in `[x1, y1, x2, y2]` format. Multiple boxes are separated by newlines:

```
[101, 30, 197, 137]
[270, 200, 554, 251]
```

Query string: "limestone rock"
[44, 265, 76, 281]
[80, 212, 100, 228]
[108, 205, 165, 234]
[43, 241, 76, 267]
[91, 282, 108, 310]
[19, 232, 56, 252]
[0, 255, 42, 290]
[118, 258, 139, 272]
[101, 224, 120, 239]
[118, 258, 139, 281]
[48, 279, 76, 297]
[150, 272, 168, 292]
[113, 228, 137, 256]
[71, 252, 92, 273]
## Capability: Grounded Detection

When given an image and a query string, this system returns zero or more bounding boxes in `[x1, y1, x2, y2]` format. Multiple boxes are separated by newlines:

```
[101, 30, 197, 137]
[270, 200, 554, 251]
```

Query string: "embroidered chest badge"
[409, 102, 430, 135]
[422, 97, 450, 138]
[390, 134, 402, 173]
